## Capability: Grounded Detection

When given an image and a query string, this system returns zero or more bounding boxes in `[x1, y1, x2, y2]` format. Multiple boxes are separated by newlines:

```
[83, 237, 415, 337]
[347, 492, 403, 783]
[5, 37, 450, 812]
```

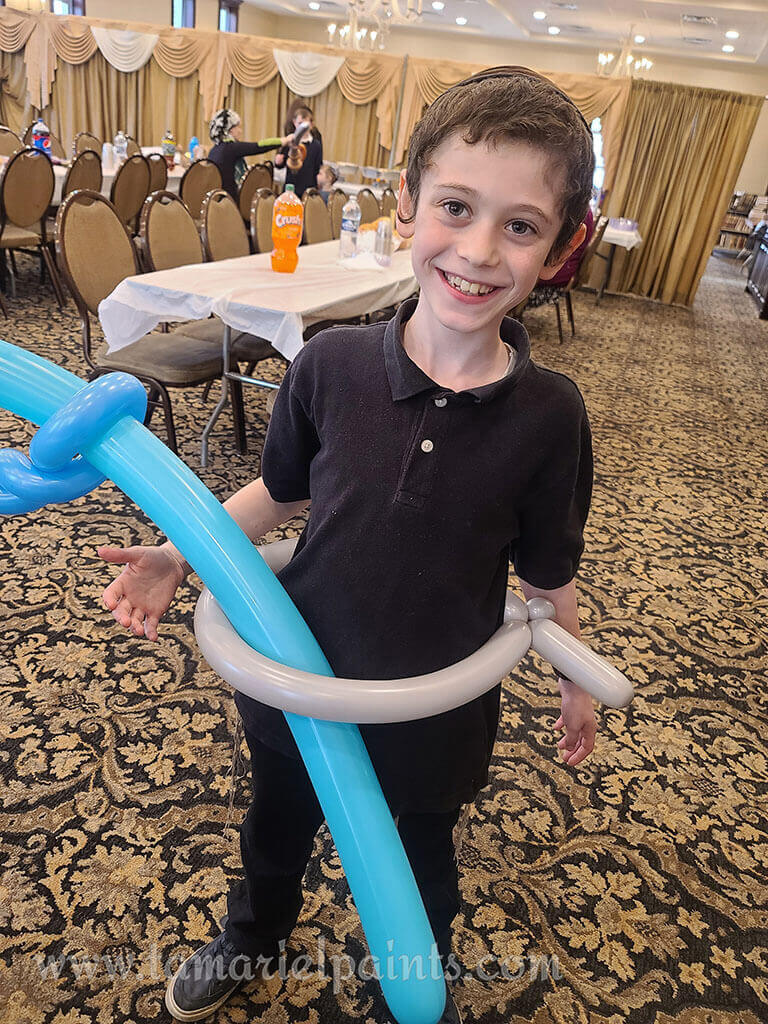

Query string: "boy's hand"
[554, 681, 597, 766]
[98, 545, 187, 642]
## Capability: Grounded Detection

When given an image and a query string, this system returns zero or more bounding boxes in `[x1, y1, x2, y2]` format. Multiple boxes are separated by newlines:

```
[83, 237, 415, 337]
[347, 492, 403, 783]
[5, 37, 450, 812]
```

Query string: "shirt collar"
[383, 297, 531, 404]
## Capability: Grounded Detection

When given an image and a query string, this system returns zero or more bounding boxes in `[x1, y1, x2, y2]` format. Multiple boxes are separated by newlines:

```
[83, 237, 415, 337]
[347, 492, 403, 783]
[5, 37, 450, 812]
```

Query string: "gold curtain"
[0, 50, 34, 135]
[600, 80, 763, 305]
[38, 52, 204, 155]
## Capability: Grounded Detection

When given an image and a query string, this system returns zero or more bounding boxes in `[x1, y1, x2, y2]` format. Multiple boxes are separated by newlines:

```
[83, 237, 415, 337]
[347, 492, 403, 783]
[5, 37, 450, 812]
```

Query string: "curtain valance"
[273, 48, 343, 97]
[91, 27, 158, 74]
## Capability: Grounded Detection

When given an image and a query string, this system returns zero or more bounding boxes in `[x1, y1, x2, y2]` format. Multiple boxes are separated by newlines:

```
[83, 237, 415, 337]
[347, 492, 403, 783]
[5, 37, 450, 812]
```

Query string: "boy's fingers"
[145, 615, 160, 642]
[97, 546, 137, 565]
[102, 583, 123, 609]
[130, 607, 146, 636]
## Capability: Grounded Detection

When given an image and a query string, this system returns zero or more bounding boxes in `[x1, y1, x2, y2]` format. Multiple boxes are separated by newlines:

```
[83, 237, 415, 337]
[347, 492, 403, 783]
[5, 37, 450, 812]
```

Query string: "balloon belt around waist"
[0, 342, 633, 1024]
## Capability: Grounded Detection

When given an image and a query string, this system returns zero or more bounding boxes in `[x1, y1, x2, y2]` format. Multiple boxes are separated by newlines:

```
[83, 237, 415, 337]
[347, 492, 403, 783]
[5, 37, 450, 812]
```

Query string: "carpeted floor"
[0, 254, 766, 1024]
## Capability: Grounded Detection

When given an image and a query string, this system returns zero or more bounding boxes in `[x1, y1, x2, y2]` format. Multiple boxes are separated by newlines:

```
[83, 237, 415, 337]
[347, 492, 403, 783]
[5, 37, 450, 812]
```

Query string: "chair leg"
[9, 250, 18, 278]
[229, 377, 248, 455]
[565, 291, 575, 336]
[0, 288, 8, 318]
[155, 384, 178, 454]
[554, 299, 564, 345]
[41, 245, 65, 311]
[5, 249, 16, 298]
[144, 386, 160, 427]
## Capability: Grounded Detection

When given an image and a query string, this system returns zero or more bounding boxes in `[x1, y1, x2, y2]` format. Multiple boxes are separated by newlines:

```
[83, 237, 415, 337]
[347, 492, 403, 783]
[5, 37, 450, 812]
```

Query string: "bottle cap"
[285, 184, 295, 192]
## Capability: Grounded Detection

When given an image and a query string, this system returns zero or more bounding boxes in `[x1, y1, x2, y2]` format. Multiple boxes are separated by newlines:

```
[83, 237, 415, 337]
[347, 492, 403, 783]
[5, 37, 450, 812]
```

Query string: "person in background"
[316, 163, 338, 202]
[275, 105, 323, 198]
[207, 108, 291, 201]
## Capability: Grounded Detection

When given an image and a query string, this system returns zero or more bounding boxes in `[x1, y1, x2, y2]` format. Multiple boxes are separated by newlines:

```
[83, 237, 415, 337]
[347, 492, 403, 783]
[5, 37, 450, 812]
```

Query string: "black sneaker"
[164, 931, 254, 1021]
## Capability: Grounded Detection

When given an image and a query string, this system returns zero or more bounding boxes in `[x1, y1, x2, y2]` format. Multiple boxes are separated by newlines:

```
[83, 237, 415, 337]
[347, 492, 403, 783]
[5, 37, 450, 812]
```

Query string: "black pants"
[225, 727, 462, 963]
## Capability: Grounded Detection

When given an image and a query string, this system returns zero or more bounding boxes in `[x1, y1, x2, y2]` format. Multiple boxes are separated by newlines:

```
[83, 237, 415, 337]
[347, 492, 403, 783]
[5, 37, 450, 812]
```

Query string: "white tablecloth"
[52, 162, 184, 204]
[99, 239, 417, 361]
[603, 218, 643, 250]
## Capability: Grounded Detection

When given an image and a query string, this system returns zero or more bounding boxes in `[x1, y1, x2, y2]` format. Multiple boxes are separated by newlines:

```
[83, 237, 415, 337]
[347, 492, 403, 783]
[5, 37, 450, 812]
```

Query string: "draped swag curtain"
[593, 80, 763, 305]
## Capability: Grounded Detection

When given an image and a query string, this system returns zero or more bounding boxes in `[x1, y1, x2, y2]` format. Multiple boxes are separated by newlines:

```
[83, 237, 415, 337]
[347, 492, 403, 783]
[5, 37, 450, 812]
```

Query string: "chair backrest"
[0, 126, 21, 157]
[302, 189, 332, 245]
[327, 188, 347, 240]
[238, 163, 272, 221]
[380, 188, 396, 218]
[357, 187, 380, 225]
[22, 123, 67, 161]
[0, 146, 54, 230]
[61, 149, 103, 199]
[249, 188, 275, 254]
[180, 159, 222, 221]
[139, 190, 203, 272]
[110, 153, 151, 227]
[73, 130, 101, 156]
[201, 188, 250, 261]
[568, 216, 608, 290]
[125, 135, 141, 157]
[147, 152, 168, 193]
[55, 189, 138, 321]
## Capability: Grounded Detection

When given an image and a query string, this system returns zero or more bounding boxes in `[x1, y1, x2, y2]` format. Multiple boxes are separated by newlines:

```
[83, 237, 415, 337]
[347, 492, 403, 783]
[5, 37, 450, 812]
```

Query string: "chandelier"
[327, 0, 423, 51]
[597, 27, 653, 77]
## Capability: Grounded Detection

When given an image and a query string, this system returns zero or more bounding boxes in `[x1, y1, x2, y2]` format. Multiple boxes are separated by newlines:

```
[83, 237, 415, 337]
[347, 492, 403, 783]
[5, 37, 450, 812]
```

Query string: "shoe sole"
[164, 948, 243, 1023]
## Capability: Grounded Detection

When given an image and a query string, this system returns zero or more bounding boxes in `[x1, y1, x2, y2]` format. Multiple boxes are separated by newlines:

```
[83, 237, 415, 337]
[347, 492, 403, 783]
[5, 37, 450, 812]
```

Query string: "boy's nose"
[455, 224, 500, 268]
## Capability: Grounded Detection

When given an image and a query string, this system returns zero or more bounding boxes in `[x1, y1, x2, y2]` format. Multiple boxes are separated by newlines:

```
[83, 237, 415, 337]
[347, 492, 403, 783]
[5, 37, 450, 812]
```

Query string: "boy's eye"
[442, 200, 468, 218]
[508, 220, 536, 236]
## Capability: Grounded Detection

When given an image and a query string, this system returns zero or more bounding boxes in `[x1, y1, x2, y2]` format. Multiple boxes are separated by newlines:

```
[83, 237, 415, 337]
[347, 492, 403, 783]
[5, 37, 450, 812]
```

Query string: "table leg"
[201, 323, 232, 468]
[596, 244, 616, 305]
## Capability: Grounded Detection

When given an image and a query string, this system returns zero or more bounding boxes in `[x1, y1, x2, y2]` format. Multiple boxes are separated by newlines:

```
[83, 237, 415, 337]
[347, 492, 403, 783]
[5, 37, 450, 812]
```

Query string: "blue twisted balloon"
[0, 341, 446, 1024]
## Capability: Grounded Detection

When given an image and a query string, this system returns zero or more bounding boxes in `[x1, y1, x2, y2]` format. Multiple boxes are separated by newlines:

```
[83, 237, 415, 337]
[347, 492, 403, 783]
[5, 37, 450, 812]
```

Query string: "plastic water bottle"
[188, 136, 200, 160]
[340, 195, 362, 259]
[113, 130, 128, 162]
[375, 217, 393, 267]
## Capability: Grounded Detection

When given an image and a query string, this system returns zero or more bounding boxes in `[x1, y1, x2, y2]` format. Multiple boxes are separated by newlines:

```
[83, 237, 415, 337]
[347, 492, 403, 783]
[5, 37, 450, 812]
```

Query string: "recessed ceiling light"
[308, 1, 320, 8]
[548, 25, 561, 34]
[455, 16, 467, 25]
[634, 34, 645, 43]
[533, 10, 546, 18]
[722, 43, 734, 52]
[432, 1, 444, 9]
[725, 30, 739, 39]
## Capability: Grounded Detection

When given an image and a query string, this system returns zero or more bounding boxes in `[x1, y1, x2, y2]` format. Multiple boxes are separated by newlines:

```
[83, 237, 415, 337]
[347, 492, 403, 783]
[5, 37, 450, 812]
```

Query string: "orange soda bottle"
[271, 184, 304, 273]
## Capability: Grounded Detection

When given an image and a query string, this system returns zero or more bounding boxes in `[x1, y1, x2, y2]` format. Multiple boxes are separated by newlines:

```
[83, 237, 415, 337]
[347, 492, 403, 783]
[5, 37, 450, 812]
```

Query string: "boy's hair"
[403, 67, 594, 262]
[320, 163, 338, 185]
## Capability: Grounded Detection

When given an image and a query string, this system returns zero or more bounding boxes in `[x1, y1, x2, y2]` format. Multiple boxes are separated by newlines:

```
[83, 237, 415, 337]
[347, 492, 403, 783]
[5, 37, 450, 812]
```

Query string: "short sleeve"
[261, 354, 320, 503]
[512, 398, 593, 589]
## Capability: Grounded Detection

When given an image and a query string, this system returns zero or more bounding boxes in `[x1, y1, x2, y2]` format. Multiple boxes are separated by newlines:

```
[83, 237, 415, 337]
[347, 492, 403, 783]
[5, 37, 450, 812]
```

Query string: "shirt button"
[434, 397, 447, 407]
[421, 439, 434, 453]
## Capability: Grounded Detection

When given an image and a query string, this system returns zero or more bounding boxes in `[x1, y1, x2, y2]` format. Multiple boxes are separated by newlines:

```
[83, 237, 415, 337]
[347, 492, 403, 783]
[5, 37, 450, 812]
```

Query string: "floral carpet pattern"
[0, 255, 766, 1024]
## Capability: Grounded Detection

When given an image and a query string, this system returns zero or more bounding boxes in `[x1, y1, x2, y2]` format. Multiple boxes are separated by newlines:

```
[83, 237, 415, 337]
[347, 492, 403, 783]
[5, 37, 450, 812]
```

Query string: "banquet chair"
[357, 187, 380, 225]
[22, 124, 67, 161]
[125, 135, 141, 157]
[0, 146, 65, 311]
[147, 153, 168, 194]
[201, 189, 250, 261]
[302, 189, 332, 245]
[45, 149, 103, 240]
[524, 216, 608, 344]
[138, 190, 203, 272]
[110, 153, 151, 233]
[238, 163, 273, 227]
[55, 189, 223, 454]
[328, 188, 347, 239]
[380, 188, 397, 218]
[249, 188, 276, 253]
[180, 159, 222, 224]
[73, 130, 101, 156]
[0, 126, 21, 157]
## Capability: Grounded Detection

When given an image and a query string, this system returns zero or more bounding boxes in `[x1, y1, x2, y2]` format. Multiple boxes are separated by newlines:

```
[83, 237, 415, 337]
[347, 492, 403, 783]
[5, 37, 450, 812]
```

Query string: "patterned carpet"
[0, 254, 766, 1024]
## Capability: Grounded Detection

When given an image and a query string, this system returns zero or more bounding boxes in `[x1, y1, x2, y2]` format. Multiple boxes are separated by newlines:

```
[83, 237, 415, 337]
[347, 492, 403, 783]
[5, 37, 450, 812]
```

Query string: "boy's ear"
[537, 222, 588, 281]
[396, 170, 415, 238]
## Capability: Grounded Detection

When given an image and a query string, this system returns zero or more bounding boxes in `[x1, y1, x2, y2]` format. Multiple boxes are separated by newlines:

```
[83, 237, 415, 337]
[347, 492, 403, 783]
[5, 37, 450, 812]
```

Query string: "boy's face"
[317, 168, 331, 188]
[397, 136, 585, 342]
[294, 113, 313, 130]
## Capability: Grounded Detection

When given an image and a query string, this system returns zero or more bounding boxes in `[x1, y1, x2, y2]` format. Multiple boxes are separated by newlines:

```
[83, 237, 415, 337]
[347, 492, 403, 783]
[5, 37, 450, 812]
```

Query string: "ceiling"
[244, 0, 768, 66]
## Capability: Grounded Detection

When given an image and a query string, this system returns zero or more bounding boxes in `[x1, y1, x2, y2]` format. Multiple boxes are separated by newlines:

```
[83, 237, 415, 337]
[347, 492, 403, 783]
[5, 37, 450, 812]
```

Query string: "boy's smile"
[398, 136, 584, 365]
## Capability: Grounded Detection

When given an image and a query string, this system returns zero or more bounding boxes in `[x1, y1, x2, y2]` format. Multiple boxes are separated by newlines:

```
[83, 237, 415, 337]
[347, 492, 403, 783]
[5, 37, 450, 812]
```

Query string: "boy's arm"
[518, 577, 597, 767]
[162, 477, 308, 575]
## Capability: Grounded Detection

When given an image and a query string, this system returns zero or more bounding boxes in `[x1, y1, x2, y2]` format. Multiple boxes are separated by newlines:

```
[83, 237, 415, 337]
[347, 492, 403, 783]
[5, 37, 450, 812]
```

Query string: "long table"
[52, 162, 184, 204]
[99, 239, 417, 462]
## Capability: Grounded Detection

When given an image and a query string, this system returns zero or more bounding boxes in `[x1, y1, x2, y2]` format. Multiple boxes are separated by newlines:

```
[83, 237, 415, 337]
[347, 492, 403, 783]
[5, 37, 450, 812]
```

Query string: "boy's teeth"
[445, 272, 494, 295]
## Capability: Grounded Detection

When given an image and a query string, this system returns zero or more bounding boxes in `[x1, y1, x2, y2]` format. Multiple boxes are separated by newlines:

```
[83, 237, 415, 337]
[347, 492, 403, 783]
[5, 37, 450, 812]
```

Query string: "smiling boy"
[99, 67, 597, 1024]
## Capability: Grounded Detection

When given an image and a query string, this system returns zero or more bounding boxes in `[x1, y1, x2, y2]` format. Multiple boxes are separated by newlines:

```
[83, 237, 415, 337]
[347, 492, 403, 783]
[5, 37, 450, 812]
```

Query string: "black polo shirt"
[236, 298, 593, 814]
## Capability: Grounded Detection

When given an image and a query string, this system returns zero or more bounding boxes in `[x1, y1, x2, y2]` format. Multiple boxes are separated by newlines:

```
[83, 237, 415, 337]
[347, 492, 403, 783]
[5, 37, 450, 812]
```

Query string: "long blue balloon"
[0, 340, 446, 1024]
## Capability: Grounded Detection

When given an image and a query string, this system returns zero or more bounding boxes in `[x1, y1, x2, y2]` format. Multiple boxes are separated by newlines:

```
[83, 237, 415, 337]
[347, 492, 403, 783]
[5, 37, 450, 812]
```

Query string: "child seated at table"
[317, 162, 338, 202]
